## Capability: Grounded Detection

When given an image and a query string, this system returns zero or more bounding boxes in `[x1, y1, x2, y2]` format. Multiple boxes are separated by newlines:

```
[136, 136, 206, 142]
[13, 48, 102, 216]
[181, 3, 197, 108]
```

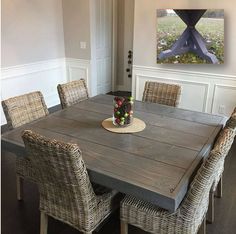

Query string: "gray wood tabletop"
[1, 94, 226, 212]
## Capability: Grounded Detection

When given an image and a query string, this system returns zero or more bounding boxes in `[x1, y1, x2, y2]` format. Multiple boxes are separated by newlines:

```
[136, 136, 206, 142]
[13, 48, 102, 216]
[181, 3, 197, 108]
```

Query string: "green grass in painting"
[157, 16, 224, 64]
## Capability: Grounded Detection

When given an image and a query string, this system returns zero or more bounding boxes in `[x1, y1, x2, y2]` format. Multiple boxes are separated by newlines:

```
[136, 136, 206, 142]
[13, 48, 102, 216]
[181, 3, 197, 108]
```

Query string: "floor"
[2, 93, 236, 234]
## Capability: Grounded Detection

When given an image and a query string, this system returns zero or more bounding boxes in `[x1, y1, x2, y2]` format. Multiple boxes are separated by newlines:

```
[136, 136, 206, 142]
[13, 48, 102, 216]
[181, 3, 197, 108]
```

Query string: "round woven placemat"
[102, 118, 146, 133]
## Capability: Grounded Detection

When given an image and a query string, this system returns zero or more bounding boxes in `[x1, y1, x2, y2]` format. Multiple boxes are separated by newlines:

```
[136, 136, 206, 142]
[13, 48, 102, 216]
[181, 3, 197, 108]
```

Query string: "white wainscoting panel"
[212, 84, 236, 115]
[1, 58, 67, 125]
[66, 58, 92, 96]
[133, 66, 236, 116]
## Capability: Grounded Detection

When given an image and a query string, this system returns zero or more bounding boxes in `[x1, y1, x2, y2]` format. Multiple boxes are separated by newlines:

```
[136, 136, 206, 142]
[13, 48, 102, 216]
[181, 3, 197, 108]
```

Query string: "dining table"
[1, 94, 226, 212]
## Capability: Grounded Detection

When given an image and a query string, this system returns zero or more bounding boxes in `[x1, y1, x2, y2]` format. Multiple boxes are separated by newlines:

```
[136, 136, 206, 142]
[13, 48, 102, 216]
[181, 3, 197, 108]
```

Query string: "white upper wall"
[1, 0, 65, 67]
[133, 0, 236, 76]
[62, 0, 91, 60]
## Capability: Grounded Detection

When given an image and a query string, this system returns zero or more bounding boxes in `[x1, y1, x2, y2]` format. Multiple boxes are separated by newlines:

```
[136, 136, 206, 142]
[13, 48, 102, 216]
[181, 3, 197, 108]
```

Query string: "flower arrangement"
[113, 96, 134, 127]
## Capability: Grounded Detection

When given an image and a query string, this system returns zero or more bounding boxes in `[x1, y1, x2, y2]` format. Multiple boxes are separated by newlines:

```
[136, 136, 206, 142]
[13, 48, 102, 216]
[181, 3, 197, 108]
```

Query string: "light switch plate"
[80, 41, 87, 49]
[218, 104, 225, 114]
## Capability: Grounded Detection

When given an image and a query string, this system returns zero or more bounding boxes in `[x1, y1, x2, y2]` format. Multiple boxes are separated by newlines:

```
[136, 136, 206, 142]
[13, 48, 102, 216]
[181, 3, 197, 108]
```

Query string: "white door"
[123, 0, 134, 92]
[115, 0, 134, 92]
[92, 0, 113, 95]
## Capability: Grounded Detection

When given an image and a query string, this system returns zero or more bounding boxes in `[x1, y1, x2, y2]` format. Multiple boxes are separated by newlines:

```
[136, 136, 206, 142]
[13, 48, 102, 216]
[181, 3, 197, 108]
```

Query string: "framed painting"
[157, 9, 224, 64]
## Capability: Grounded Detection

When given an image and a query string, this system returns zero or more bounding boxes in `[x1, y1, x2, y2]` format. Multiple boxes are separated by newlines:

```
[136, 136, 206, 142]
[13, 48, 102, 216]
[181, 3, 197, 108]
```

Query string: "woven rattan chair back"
[2, 91, 49, 129]
[225, 107, 236, 130]
[22, 130, 99, 232]
[57, 79, 89, 109]
[142, 81, 181, 107]
[210, 110, 236, 195]
[213, 128, 235, 156]
[180, 128, 235, 219]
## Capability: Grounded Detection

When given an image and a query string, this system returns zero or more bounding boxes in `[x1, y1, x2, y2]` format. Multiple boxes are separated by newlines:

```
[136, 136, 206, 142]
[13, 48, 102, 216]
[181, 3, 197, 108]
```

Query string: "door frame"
[89, 0, 97, 96]
[112, 0, 118, 92]
[89, 0, 117, 96]
[122, 0, 134, 92]
[113, 0, 134, 93]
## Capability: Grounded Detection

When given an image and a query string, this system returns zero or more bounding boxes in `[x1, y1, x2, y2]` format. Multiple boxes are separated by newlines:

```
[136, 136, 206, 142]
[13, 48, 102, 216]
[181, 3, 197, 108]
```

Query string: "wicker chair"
[142, 81, 181, 107]
[207, 108, 236, 223]
[22, 130, 120, 234]
[120, 127, 236, 234]
[1, 91, 49, 200]
[212, 108, 236, 196]
[225, 107, 236, 130]
[57, 79, 89, 109]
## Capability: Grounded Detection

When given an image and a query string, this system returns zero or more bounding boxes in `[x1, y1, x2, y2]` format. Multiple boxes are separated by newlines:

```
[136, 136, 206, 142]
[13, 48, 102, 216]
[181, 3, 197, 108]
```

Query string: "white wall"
[1, 0, 67, 125]
[133, 0, 236, 76]
[62, 0, 91, 60]
[1, 0, 96, 126]
[61, 0, 92, 94]
[1, 59, 67, 125]
[133, 0, 236, 116]
[2, 0, 235, 127]
[62, 0, 134, 92]
[1, 0, 65, 67]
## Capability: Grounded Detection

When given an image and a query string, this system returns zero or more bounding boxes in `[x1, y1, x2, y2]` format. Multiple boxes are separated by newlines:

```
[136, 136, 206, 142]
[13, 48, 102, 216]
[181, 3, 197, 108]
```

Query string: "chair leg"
[198, 217, 206, 234]
[215, 175, 223, 198]
[121, 220, 128, 234]
[16, 175, 23, 201]
[40, 212, 48, 234]
[207, 191, 214, 223]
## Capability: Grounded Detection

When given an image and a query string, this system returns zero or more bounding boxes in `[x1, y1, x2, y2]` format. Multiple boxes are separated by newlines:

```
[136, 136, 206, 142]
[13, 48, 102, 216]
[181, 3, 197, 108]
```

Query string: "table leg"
[16, 175, 23, 201]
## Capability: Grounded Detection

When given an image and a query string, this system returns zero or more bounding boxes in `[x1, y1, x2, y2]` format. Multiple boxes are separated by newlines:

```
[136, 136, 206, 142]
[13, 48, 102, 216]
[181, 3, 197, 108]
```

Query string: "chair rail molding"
[132, 65, 236, 116]
[1, 58, 67, 125]
[1, 58, 66, 80]
[65, 58, 92, 96]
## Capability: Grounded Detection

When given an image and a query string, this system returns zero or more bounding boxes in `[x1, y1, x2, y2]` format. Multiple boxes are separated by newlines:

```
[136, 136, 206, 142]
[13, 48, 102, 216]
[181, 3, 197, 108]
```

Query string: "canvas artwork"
[157, 9, 224, 64]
